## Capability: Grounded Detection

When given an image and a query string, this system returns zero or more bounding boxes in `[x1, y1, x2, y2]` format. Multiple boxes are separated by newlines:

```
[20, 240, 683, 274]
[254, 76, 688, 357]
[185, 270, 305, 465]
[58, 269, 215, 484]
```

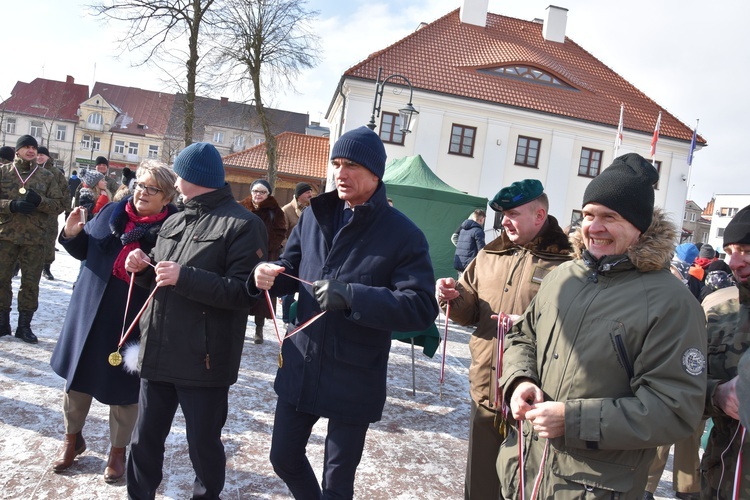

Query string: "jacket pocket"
[333, 336, 388, 370]
[550, 448, 637, 494]
[611, 331, 634, 380]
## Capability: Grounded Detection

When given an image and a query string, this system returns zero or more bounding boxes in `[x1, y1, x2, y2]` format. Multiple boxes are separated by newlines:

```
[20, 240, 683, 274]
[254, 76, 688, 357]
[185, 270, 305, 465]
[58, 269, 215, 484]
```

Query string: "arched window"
[478, 65, 574, 89]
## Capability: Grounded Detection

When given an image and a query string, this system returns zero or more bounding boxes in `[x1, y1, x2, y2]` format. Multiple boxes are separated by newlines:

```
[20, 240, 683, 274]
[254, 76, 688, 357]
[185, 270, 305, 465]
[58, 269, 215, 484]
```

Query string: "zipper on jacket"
[613, 334, 634, 380]
[203, 313, 211, 370]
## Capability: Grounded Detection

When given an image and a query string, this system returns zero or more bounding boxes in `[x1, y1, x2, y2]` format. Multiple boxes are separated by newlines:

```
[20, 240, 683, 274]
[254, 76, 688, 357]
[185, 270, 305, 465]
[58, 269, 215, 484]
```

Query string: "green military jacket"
[0, 157, 67, 245]
[702, 281, 750, 498]
[41, 160, 69, 217]
[499, 209, 707, 499]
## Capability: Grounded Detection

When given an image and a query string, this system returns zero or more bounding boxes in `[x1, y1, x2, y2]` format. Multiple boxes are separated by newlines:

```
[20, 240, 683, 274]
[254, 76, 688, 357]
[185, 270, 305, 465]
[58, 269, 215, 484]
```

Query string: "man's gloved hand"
[313, 279, 353, 311]
[24, 189, 42, 207]
[9, 200, 35, 214]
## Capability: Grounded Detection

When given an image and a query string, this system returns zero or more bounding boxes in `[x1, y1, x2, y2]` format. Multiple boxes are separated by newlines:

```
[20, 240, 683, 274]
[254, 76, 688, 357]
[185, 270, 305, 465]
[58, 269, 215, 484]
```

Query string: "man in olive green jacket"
[500, 154, 707, 499]
[36, 146, 67, 280]
[437, 179, 571, 499]
[701, 204, 750, 498]
[0, 135, 67, 343]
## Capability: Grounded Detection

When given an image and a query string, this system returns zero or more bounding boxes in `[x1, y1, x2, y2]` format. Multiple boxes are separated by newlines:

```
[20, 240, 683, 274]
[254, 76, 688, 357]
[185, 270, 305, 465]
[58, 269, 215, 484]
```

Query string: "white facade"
[328, 78, 695, 233]
[707, 194, 750, 256]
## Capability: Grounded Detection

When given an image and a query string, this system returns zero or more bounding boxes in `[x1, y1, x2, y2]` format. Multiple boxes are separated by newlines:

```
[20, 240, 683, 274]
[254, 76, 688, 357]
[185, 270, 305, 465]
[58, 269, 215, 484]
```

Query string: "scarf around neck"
[112, 201, 169, 282]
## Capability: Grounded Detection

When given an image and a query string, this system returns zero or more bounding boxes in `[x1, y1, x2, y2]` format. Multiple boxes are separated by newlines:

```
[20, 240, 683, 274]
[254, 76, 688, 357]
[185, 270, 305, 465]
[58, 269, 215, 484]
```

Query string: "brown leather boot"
[52, 432, 86, 472]
[103, 446, 126, 483]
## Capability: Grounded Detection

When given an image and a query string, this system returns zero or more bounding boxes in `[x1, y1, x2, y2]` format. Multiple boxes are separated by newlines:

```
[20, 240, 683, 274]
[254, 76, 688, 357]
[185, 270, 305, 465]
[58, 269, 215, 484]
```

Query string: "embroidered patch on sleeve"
[531, 266, 550, 284]
[682, 348, 706, 376]
[256, 248, 264, 259]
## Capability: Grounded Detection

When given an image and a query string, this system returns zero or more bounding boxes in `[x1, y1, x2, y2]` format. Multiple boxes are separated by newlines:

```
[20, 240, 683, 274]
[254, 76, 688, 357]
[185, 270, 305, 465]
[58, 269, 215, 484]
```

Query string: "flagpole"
[685, 119, 699, 200]
[650, 111, 662, 162]
[613, 103, 624, 160]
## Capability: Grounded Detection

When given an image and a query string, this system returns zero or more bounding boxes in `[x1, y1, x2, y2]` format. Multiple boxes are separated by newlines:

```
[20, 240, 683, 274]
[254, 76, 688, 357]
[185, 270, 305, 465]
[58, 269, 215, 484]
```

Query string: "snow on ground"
[0, 217, 679, 499]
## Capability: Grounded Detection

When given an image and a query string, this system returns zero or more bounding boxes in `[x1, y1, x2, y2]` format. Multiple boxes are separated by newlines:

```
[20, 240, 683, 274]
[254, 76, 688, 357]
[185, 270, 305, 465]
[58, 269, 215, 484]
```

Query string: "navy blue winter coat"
[50, 198, 177, 405]
[259, 183, 439, 424]
[453, 218, 485, 271]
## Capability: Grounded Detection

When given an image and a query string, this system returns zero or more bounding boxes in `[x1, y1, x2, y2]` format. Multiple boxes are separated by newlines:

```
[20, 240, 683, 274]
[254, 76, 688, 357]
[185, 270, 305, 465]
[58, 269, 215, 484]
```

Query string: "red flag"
[614, 103, 624, 156]
[650, 112, 662, 159]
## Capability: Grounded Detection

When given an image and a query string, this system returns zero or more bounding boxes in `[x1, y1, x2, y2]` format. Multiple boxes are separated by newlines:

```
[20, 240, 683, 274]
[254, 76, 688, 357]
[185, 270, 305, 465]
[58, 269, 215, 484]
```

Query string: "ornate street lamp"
[366, 67, 419, 134]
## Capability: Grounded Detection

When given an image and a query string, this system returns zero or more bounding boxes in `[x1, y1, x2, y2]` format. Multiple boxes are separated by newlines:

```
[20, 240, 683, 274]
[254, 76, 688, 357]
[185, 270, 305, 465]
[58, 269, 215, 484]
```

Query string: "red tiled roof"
[92, 82, 175, 137]
[2, 76, 88, 122]
[223, 132, 329, 179]
[345, 9, 705, 145]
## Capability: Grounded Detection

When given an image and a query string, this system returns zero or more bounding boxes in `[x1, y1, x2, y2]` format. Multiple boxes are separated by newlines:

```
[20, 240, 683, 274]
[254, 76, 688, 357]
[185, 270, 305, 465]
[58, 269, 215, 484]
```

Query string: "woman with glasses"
[49, 160, 178, 483]
[239, 179, 286, 343]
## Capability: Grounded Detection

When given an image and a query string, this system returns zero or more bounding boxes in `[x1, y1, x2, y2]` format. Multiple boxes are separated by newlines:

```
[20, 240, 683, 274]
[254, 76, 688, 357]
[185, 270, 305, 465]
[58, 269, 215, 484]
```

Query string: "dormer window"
[478, 65, 574, 89]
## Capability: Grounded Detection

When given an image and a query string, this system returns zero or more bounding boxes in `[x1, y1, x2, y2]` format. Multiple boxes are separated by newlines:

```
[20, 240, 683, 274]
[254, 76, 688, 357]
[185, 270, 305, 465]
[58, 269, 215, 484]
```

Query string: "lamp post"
[366, 67, 419, 134]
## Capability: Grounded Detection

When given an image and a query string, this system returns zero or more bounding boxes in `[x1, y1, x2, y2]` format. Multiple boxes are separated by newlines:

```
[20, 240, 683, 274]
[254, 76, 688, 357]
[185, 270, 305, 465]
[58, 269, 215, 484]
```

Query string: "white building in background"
[707, 194, 750, 257]
[326, 2, 704, 233]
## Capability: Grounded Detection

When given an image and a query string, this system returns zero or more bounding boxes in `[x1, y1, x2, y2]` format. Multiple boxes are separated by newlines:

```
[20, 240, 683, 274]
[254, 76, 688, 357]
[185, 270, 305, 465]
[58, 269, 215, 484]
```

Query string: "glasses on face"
[135, 183, 163, 196]
[251, 189, 269, 195]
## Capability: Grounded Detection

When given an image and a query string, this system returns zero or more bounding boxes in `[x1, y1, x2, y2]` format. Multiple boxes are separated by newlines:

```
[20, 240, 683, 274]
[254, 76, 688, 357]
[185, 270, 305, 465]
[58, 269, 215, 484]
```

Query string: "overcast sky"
[2, 0, 747, 208]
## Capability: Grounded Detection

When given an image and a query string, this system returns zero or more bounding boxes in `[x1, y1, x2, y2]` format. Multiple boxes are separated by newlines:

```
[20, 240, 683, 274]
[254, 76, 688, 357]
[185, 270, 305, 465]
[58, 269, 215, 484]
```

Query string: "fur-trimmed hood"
[569, 207, 677, 273]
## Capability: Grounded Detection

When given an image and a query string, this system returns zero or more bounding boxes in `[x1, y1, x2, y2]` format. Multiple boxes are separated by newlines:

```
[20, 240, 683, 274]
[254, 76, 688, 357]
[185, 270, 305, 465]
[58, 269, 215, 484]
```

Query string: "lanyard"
[439, 301, 451, 399]
[264, 272, 326, 368]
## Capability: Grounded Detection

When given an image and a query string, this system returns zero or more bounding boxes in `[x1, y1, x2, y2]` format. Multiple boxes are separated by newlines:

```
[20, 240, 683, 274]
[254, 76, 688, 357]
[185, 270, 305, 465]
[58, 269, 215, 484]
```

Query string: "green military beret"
[490, 179, 544, 212]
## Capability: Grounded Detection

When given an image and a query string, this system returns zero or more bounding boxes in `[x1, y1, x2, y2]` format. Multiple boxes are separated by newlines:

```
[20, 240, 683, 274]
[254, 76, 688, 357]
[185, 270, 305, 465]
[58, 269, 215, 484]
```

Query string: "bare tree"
[89, 0, 218, 147]
[213, 0, 319, 189]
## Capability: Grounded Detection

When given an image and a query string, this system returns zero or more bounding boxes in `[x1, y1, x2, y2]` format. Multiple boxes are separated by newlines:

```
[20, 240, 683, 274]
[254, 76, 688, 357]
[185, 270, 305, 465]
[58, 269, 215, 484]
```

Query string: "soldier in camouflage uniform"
[701, 204, 750, 498]
[36, 147, 68, 280]
[0, 135, 66, 343]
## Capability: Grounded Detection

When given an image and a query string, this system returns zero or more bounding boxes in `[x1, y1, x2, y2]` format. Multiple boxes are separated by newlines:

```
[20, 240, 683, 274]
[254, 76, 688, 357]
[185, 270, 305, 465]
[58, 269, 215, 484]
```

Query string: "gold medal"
[18, 187, 26, 194]
[278, 351, 283, 368]
[108, 351, 123, 366]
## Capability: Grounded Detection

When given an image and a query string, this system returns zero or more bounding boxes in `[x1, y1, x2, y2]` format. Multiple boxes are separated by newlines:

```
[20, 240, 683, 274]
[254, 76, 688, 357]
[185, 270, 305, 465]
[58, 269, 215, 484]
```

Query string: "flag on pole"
[614, 103, 624, 157]
[649, 112, 662, 159]
[687, 119, 699, 166]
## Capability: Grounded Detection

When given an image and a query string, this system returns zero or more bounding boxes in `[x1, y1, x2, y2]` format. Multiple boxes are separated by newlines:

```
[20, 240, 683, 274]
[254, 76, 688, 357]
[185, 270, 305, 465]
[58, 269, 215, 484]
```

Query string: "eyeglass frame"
[251, 189, 269, 195]
[134, 182, 164, 196]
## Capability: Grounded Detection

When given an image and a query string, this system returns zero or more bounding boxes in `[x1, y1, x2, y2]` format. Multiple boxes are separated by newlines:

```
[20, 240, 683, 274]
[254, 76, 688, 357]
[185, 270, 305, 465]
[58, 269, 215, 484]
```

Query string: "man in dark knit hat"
[701, 204, 750, 498]
[0, 146, 14, 164]
[436, 178, 571, 500]
[36, 147, 68, 280]
[0, 135, 66, 343]
[251, 126, 438, 499]
[124, 142, 267, 499]
[279, 182, 314, 324]
[499, 153, 707, 498]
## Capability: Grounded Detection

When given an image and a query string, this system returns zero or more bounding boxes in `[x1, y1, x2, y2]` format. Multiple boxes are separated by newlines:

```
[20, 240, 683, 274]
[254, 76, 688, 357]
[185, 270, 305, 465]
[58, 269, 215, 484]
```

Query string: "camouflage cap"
[490, 179, 544, 212]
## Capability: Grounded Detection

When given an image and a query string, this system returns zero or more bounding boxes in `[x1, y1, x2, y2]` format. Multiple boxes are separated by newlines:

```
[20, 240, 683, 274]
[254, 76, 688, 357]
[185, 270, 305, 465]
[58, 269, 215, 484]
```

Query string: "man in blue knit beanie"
[124, 141, 268, 499]
[250, 126, 439, 498]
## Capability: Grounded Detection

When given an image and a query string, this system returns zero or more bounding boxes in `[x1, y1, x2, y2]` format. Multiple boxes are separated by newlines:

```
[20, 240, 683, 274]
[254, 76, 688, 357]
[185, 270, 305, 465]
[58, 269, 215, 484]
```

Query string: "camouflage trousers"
[44, 215, 59, 264]
[0, 240, 44, 312]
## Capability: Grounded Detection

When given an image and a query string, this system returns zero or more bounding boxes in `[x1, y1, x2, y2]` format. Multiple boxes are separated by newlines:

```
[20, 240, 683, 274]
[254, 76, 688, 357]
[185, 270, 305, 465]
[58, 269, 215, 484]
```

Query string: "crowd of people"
[1, 129, 749, 499]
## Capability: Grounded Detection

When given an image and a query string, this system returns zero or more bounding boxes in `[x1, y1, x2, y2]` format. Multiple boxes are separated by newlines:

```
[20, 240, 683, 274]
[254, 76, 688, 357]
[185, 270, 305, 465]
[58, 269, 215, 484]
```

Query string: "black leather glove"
[9, 200, 35, 214]
[24, 189, 42, 207]
[313, 279, 353, 311]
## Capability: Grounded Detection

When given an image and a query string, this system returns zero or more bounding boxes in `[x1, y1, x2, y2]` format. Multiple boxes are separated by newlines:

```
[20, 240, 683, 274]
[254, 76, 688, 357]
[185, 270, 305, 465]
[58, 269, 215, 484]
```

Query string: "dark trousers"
[126, 379, 229, 500]
[270, 398, 369, 500]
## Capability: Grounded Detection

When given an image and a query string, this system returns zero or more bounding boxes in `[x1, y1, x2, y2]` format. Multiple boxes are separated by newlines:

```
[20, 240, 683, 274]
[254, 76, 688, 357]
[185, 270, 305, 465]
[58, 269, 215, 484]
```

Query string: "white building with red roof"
[326, 3, 705, 229]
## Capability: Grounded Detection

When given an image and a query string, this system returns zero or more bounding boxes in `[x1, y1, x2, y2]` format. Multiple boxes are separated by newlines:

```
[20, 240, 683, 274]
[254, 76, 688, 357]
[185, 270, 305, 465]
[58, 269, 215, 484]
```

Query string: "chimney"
[542, 5, 568, 43]
[66, 75, 74, 84]
[459, 0, 489, 28]
[220, 97, 229, 106]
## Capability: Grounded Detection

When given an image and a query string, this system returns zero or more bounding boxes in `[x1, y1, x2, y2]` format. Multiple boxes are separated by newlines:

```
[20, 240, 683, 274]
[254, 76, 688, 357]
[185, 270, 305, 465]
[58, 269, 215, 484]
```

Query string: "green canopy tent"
[383, 154, 488, 282]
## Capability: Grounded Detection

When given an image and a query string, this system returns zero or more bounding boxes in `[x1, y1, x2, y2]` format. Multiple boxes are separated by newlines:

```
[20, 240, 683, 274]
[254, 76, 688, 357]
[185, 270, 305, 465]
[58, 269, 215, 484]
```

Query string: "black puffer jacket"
[453, 218, 485, 271]
[136, 185, 267, 386]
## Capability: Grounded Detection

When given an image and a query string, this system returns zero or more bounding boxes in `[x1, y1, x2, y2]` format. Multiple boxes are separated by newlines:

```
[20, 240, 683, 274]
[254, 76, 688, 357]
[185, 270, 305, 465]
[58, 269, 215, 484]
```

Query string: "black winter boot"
[15, 311, 37, 344]
[0, 310, 10, 337]
[42, 264, 55, 280]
